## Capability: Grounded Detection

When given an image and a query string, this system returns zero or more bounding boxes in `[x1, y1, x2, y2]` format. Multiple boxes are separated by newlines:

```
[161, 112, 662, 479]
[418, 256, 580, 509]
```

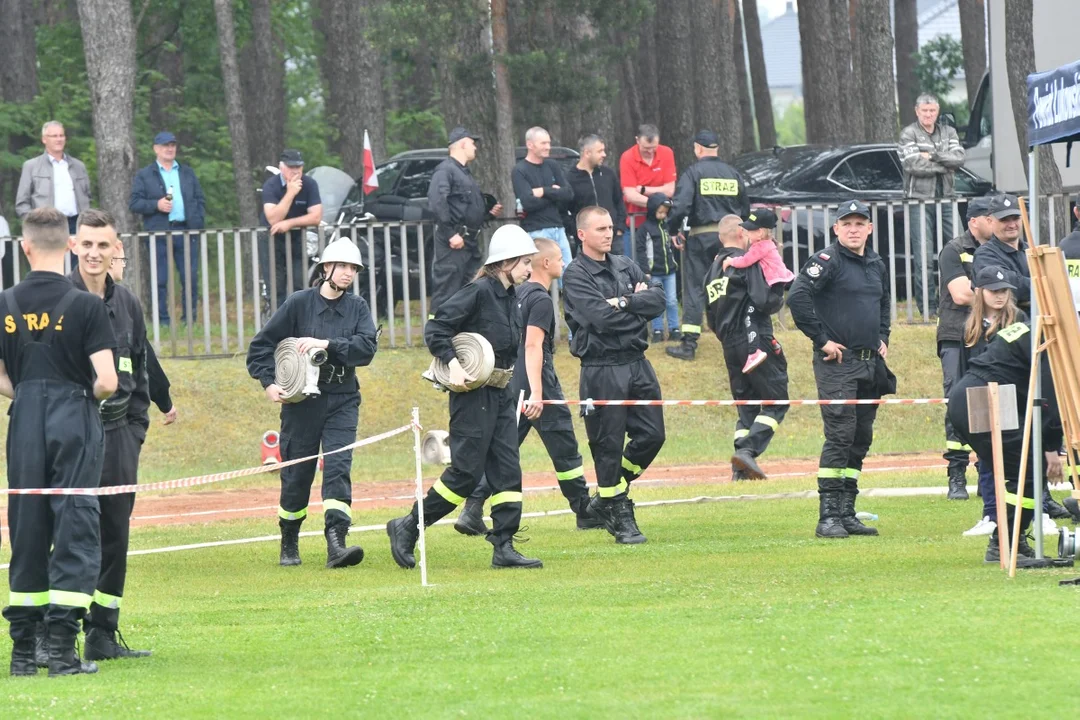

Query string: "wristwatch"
[618, 297, 628, 310]
[639, 185, 646, 195]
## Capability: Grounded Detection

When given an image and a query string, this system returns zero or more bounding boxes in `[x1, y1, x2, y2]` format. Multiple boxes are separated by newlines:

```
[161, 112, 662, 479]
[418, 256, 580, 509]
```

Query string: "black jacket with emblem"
[246, 288, 378, 394]
[972, 236, 1030, 307]
[425, 275, 522, 370]
[68, 269, 150, 434]
[427, 157, 489, 245]
[705, 246, 784, 344]
[787, 242, 891, 351]
[936, 230, 980, 344]
[563, 252, 666, 365]
[666, 156, 749, 232]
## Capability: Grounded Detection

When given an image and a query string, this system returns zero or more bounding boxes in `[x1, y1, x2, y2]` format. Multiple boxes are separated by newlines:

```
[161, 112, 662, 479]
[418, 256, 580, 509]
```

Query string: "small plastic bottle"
[855, 511, 878, 521]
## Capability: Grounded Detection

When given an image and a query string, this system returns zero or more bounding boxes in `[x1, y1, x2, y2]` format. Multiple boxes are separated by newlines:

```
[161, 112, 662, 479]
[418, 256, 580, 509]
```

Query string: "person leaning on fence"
[634, 192, 679, 342]
[453, 237, 602, 537]
[426, 126, 502, 318]
[386, 225, 543, 570]
[787, 200, 895, 540]
[68, 209, 154, 662]
[0, 207, 118, 677]
[665, 129, 749, 362]
[705, 214, 790, 483]
[563, 206, 667, 545]
[129, 131, 207, 327]
[260, 150, 323, 312]
[898, 93, 966, 317]
[245, 238, 377, 570]
[936, 197, 993, 501]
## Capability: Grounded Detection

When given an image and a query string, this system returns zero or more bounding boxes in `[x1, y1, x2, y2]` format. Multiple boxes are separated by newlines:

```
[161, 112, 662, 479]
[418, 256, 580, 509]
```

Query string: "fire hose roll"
[275, 337, 328, 403]
[422, 332, 497, 392]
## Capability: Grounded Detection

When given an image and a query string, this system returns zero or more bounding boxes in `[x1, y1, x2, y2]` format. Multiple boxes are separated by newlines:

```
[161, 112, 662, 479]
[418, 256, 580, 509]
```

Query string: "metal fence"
[0, 193, 1073, 358]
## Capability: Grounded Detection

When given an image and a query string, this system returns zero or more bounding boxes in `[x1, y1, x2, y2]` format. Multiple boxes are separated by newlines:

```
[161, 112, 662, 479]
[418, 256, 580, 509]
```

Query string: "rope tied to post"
[422, 332, 497, 392]
[274, 337, 328, 402]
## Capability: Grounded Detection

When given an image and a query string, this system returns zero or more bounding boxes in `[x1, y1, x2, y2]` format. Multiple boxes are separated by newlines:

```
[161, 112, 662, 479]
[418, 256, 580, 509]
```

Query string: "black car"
[730, 143, 995, 296]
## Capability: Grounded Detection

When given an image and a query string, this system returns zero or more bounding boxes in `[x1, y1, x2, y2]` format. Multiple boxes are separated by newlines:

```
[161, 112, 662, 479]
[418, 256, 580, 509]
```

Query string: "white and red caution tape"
[538, 397, 947, 408]
[0, 423, 416, 497]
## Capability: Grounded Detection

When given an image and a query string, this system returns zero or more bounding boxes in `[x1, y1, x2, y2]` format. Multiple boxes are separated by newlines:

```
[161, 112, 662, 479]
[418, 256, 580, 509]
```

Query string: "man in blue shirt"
[261, 150, 323, 311]
[129, 131, 207, 326]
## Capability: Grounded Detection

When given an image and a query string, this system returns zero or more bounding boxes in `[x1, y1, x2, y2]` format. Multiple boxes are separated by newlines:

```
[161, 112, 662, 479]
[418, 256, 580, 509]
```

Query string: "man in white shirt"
[15, 121, 92, 234]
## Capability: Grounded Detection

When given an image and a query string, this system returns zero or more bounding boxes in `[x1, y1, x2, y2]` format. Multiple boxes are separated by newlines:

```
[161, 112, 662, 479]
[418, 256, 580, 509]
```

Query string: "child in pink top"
[722, 208, 794, 373]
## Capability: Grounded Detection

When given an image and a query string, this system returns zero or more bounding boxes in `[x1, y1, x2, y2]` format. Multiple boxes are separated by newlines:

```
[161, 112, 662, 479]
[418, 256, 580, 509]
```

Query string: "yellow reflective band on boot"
[93, 590, 122, 610]
[680, 324, 702, 334]
[490, 491, 524, 506]
[734, 428, 750, 440]
[323, 499, 353, 519]
[753, 415, 779, 430]
[9, 591, 48, 607]
[622, 456, 643, 475]
[278, 506, 308, 521]
[555, 467, 585, 482]
[843, 468, 861, 480]
[432, 479, 466, 505]
[818, 468, 844, 478]
[598, 479, 629, 498]
[49, 590, 92, 609]
[1005, 492, 1036, 509]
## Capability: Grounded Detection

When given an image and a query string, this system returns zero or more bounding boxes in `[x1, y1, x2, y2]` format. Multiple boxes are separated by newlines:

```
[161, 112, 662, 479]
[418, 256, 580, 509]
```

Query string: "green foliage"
[776, 102, 807, 146]
[913, 35, 970, 128]
[386, 110, 447, 157]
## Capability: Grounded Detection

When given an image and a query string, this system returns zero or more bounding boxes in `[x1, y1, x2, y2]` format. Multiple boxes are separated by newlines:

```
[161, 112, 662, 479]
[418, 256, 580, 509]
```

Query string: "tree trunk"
[490, 0, 516, 212]
[1004, 0, 1065, 242]
[732, 0, 757, 153]
[76, 0, 137, 233]
[830, 0, 854, 140]
[715, 0, 743, 158]
[0, 0, 39, 216]
[690, 0, 724, 143]
[742, 0, 776, 148]
[245, 0, 286, 170]
[656, 0, 696, 172]
[798, 0, 843, 143]
[848, 0, 865, 140]
[212, 0, 258, 228]
[894, 0, 919, 126]
[635, 15, 661, 132]
[958, 0, 987, 103]
[856, 0, 897, 143]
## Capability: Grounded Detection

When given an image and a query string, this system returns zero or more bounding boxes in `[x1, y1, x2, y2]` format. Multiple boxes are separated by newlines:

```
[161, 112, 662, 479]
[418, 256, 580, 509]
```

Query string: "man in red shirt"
[620, 125, 677, 262]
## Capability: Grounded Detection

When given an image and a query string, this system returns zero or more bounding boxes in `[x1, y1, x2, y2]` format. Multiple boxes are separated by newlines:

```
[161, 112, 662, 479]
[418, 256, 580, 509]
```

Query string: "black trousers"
[86, 423, 143, 633]
[813, 354, 880, 494]
[723, 335, 789, 459]
[939, 341, 972, 473]
[429, 237, 483, 318]
[278, 391, 360, 528]
[679, 230, 720, 341]
[413, 385, 523, 542]
[3, 381, 103, 641]
[469, 358, 588, 511]
[579, 359, 665, 497]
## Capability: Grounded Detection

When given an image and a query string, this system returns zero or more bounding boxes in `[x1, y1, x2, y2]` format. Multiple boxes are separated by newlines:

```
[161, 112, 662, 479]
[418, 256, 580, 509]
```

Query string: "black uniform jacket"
[427, 157, 488, 243]
[972, 236, 1030, 307]
[425, 275, 521, 370]
[666, 156, 749, 232]
[705, 246, 784, 344]
[937, 230, 979, 344]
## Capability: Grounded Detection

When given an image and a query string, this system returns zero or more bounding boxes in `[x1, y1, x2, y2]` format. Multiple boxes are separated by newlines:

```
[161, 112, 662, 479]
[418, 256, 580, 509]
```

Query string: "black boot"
[815, 490, 848, 538]
[34, 622, 48, 668]
[489, 536, 543, 569]
[665, 339, 696, 361]
[651, 330, 664, 344]
[84, 627, 152, 660]
[731, 450, 766, 480]
[1045, 490, 1071, 520]
[454, 498, 488, 536]
[947, 468, 969, 500]
[279, 519, 301, 567]
[325, 523, 364, 569]
[1064, 496, 1080, 523]
[573, 495, 604, 530]
[610, 496, 647, 544]
[985, 532, 1036, 563]
[386, 514, 419, 569]
[47, 632, 98, 676]
[10, 637, 37, 676]
[668, 329, 682, 342]
[840, 490, 878, 536]
[586, 495, 618, 537]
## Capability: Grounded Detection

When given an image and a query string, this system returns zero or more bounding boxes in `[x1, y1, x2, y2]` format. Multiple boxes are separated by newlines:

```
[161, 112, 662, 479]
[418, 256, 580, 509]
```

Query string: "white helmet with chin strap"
[484, 224, 538, 265]
[317, 238, 363, 290]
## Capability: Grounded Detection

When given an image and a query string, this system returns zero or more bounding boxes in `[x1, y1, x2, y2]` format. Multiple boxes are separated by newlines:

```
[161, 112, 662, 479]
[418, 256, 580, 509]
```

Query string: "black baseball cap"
[741, 208, 778, 230]
[836, 199, 872, 220]
[989, 193, 1021, 219]
[966, 196, 992, 221]
[448, 126, 481, 146]
[694, 130, 719, 148]
[973, 265, 1016, 291]
[280, 149, 304, 167]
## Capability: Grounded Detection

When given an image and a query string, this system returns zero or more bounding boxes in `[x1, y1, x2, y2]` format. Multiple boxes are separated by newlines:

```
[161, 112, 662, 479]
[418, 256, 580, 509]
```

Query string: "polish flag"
[362, 130, 378, 195]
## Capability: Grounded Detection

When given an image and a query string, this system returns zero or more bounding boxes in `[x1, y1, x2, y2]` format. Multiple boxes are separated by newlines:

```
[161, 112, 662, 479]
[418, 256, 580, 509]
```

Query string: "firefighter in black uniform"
[788, 200, 894, 539]
[386, 224, 542, 569]
[247, 238, 378, 569]
[2, 207, 118, 677]
[665, 130, 749, 361]
[704, 214, 789, 481]
[454, 237, 601, 535]
[948, 320, 1063, 566]
[972, 194, 1030, 309]
[68, 209, 154, 661]
[936, 197, 993, 500]
[426, 126, 502, 318]
[564, 206, 668, 544]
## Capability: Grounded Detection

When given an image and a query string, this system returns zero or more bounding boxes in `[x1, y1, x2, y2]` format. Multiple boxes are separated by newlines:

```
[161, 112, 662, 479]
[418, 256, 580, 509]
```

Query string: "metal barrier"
[0, 193, 1073, 357]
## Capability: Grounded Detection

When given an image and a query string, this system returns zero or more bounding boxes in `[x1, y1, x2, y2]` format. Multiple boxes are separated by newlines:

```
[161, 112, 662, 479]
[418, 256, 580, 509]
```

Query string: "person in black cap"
[972, 194, 1030, 309]
[788, 200, 894, 539]
[704, 214, 790, 481]
[665, 129, 749, 361]
[936, 196, 994, 501]
[1059, 192, 1080, 313]
[129, 130, 207, 326]
[261, 150, 323, 311]
[426, 126, 502, 318]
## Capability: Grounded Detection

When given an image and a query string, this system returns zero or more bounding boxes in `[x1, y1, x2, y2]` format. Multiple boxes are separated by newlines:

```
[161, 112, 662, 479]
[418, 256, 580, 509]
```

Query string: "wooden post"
[987, 383, 1010, 570]
[1008, 332, 1041, 577]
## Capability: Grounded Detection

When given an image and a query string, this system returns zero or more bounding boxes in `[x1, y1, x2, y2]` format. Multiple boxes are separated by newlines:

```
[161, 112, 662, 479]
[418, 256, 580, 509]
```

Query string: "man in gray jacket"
[898, 94, 966, 317]
[15, 121, 92, 234]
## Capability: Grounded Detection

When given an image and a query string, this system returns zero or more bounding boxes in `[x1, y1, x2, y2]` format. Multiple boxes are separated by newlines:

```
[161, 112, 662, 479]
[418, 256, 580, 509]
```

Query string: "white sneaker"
[1041, 513, 1060, 537]
[963, 516, 996, 536]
